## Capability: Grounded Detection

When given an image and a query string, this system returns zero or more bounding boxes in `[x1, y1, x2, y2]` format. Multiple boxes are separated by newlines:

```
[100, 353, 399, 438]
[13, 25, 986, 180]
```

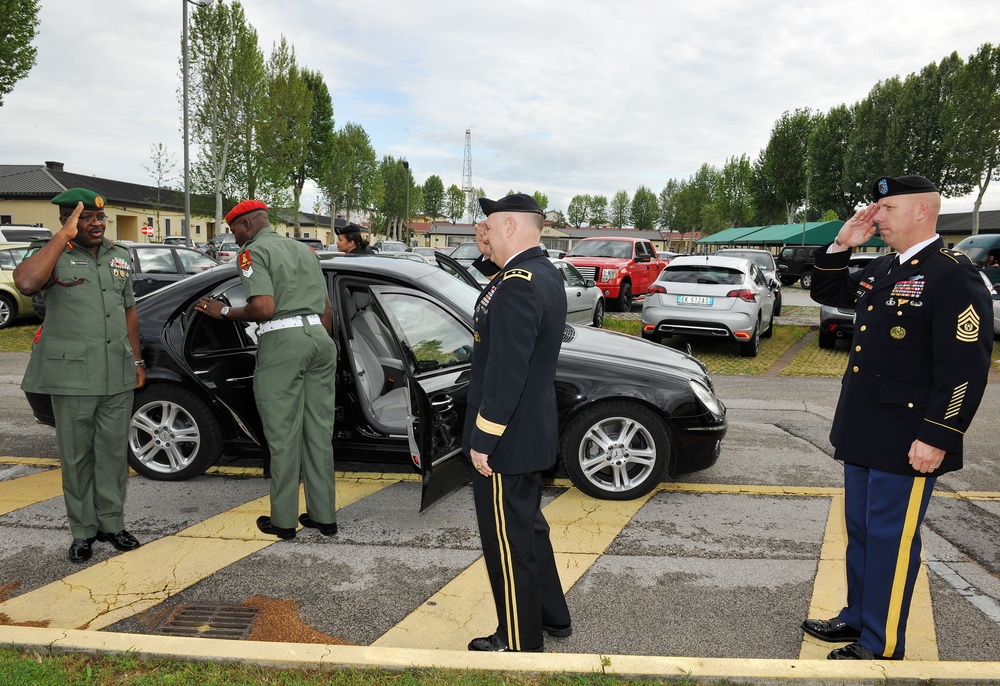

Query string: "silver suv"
[715, 248, 782, 315]
[817, 253, 880, 349]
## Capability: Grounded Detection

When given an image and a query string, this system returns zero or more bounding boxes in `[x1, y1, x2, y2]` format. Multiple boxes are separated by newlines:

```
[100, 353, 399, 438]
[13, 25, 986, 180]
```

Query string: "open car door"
[367, 285, 474, 511]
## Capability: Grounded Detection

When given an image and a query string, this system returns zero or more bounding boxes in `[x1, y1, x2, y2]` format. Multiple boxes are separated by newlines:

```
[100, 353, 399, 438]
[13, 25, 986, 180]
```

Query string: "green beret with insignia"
[50, 188, 106, 211]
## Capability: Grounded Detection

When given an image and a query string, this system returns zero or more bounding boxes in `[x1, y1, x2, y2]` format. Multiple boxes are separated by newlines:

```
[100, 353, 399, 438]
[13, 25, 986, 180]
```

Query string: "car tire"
[779, 276, 797, 287]
[800, 271, 813, 289]
[615, 282, 633, 312]
[128, 384, 223, 480]
[818, 330, 837, 349]
[592, 298, 605, 328]
[561, 401, 672, 500]
[0, 293, 15, 330]
[762, 308, 774, 339]
[739, 317, 761, 357]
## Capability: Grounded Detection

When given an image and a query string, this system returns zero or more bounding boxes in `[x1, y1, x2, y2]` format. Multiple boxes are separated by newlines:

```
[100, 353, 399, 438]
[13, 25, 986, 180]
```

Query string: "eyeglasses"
[78, 213, 109, 224]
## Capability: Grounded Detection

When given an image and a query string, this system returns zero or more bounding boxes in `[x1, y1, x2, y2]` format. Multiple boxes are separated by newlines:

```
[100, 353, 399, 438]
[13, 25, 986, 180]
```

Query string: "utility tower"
[461, 128, 473, 221]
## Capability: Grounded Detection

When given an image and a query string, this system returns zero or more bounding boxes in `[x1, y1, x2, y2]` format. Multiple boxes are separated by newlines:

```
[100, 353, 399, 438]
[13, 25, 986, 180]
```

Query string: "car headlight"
[689, 379, 725, 420]
[600, 268, 618, 282]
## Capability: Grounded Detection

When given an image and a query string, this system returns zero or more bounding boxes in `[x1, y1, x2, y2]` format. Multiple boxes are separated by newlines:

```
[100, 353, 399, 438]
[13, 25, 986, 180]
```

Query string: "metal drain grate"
[156, 604, 258, 640]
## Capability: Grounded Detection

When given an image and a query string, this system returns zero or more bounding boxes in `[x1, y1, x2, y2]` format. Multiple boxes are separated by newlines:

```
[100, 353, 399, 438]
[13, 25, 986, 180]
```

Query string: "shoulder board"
[503, 268, 532, 281]
[938, 248, 970, 264]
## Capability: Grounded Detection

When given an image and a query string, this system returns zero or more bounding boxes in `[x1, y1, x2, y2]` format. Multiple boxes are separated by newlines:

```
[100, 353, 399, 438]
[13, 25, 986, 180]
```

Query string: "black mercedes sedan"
[25, 255, 727, 508]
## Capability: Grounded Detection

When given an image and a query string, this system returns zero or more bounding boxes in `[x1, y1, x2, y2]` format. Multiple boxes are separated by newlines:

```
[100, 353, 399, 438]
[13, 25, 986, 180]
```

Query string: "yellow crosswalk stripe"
[0, 477, 396, 630]
[0, 467, 63, 516]
[799, 495, 938, 660]
[372, 487, 656, 650]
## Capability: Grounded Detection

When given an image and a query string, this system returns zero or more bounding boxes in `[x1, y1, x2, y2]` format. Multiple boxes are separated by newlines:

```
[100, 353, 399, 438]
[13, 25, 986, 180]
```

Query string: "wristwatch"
[220, 306, 231, 319]
[135, 360, 146, 368]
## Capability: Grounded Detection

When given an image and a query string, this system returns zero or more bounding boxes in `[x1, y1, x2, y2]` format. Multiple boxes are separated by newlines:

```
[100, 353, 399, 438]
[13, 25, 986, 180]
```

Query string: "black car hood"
[560, 324, 712, 384]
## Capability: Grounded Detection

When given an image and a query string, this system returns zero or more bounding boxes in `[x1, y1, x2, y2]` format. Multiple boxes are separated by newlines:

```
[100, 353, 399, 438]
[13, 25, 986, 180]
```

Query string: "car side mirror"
[777, 264, 788, 272]
[585, 279, 595, 288]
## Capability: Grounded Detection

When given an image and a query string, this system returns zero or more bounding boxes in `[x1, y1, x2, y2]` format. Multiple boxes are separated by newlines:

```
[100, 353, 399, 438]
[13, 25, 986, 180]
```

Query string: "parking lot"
[2, 322, 1000, 680]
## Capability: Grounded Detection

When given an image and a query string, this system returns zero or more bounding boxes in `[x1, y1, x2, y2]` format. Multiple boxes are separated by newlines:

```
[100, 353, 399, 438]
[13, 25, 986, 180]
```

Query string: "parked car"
[409, 246, 441, 263]
[641, 255, 776, 357]
[564, 237, 668, 312]
[551, 258, 604, 327]
[715, 248, 783, 315]
[954, 234, 1000, 286]
[776, 244, 822, 288]
[447, 241, 481, 267]
[0, 226, 52, 242]
[374, 240, 408, 253]
[162, 235, 194, 248]
[120, 243, 221, 297]
[24, 256, 728, 504]
[817, 253, 880, 349]
[0, 242, 35, 329]
[215, 241, 239, 263]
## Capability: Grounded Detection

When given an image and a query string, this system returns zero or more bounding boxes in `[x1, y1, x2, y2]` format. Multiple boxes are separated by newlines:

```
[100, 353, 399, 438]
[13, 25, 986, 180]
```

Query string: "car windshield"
[719, 251, 774, 271]
[660, 264, 744, 285]
[567, 240, 631, 258]
[379, 242, 407, 252]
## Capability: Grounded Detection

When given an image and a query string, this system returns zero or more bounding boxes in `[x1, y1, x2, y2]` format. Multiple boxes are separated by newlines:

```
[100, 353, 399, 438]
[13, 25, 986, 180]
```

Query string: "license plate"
[678, 295, 713, 305]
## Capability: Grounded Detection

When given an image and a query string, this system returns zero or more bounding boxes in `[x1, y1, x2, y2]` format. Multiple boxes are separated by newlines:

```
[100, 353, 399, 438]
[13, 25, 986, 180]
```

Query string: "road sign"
[141, 226, 154, 236]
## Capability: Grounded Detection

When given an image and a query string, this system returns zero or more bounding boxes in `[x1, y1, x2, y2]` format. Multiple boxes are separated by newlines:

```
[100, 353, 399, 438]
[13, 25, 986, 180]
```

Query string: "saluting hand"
[59, 202, 83, 241]
[834, 203, 879, 249]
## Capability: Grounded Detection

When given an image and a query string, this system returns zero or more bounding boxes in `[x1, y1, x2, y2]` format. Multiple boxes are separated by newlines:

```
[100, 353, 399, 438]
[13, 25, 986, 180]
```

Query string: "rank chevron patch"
[956, 305, 980, 342]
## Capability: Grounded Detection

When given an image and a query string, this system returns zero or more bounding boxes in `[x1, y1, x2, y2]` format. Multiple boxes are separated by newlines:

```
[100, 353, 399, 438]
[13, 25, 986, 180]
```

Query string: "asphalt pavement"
[2, 306, 1000, 682]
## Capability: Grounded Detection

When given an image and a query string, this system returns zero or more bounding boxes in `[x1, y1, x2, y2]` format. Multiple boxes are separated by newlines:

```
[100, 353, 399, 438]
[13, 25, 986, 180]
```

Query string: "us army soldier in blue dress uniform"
[805, 175, 993, 660]
[16, 189, 145, 563]
[195, 200, 338, 540]
[463, 193, 572, 652]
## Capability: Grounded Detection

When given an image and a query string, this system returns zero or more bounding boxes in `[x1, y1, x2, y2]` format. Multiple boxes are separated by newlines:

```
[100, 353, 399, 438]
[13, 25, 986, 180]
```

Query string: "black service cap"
[478, 193, 544, 217]
[872, 175, 939, 201]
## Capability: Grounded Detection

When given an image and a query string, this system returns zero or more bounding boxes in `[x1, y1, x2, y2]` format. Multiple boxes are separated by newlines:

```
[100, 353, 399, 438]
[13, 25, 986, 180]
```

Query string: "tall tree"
[225, 14, 266, 203]
[188, 1, 261, 230]
[423, 175, 445, 219]
[808, 104, 856, 219]
[0, 0, 39, 107]
[567, 194, 589, 227]
[715, 154, 754, 227]
[759, 108, 816, 224]
[292, 68, 335, 232]
[467, 186, 487, 224]
[943, 43, 1000, 234]
[141, 143, 178, 241]
[657, 181, 679, 231]
[675, 164, 718, 230]
[328, 122, 377, 222]
[630, 185, 658, 229]
[610, 190, 630, 228]
[843, 77, 902, 207]
[376, 156, 409, 240]
[445, 184, 466, 223]
[258, 37, 313, 235]
[532, 191, 549, 213]
[589, 195, 608, 226]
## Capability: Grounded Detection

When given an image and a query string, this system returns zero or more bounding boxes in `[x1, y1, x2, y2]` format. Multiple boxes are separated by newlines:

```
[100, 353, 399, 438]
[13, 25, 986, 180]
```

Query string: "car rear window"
[660, 265, 744, 285]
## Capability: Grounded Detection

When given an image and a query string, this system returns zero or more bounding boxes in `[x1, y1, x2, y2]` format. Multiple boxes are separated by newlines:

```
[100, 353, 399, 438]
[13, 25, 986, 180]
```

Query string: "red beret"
[225, 199, 268, 225]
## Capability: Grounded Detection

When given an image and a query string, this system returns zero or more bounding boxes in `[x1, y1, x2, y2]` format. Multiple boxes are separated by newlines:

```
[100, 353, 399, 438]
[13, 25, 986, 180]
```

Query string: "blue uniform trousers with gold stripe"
[838, 463, 935, 659]
[473, 471, 570, 651]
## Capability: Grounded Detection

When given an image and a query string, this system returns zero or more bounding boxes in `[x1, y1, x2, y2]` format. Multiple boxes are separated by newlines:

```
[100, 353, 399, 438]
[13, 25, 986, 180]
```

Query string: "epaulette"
[939, 248, 970, 264]
[503, 268, 532, 281]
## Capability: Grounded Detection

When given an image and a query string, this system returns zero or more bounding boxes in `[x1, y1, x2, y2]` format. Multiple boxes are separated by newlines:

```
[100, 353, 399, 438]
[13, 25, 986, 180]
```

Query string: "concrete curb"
[3, 626, 1000, 682]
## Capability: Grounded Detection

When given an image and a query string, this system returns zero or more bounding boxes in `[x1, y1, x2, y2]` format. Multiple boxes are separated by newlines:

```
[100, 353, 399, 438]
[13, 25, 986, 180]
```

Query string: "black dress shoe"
[256, 516, 296, 539]
[802, 617, 861, 643]
[298, 513, 338, 536]
[828, 642, 900, 660]
[542, 622, 573, 638]
[468, 633, 542, 652]
[68, 537, 95, 563]
[96, 529, 141, 552]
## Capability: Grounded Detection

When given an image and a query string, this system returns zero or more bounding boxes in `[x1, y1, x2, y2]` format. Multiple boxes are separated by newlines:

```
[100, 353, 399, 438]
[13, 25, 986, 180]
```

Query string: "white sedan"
[551, 258, 605, 327]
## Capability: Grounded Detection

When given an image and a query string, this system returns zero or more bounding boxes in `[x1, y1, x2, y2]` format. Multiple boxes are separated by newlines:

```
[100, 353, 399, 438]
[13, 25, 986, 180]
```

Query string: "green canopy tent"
[697, 220, 885, 249]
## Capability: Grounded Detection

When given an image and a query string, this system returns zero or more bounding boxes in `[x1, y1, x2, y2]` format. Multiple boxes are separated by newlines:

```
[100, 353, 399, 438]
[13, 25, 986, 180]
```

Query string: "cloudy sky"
[3, 0, 999, 218]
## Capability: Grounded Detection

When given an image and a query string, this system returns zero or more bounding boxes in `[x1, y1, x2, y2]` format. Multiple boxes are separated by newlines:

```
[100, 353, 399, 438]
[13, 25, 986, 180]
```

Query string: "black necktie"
[887, 255, 901, 275]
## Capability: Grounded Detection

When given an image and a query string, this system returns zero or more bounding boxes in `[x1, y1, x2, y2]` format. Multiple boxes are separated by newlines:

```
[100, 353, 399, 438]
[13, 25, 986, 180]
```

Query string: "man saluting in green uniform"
[195, 200, 338, 539]
[15, 189, 145, 563]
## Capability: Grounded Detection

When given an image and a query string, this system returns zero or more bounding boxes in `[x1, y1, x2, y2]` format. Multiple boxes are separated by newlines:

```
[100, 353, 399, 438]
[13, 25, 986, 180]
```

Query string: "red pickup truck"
[564, 237, 669, 311]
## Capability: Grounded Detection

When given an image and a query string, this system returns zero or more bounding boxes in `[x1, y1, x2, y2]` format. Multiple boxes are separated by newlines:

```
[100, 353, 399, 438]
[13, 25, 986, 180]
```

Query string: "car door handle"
[431, 395, 454, 412]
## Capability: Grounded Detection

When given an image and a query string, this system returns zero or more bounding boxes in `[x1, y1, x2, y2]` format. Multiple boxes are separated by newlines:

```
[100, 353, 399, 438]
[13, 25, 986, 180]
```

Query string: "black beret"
[335, 222, 365, 236]
[478, 193, 544, 217]
[872, 175, 939, 201]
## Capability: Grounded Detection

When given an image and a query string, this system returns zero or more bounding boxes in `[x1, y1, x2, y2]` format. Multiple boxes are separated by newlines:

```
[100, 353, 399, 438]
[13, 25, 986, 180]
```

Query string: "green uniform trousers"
[254, 322, 338, 530]
[51, 391, 133, 540]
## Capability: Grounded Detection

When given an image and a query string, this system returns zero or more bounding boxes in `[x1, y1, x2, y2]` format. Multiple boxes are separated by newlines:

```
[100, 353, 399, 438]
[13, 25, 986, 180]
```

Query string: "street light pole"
[402, 160, 410, 246]
[183, 0, 212, 242]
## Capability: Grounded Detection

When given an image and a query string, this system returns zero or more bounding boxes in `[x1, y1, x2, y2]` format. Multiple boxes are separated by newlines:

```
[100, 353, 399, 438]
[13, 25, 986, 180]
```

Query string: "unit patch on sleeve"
[956, 305, 980, 342]
[238, 250, 253, 278]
